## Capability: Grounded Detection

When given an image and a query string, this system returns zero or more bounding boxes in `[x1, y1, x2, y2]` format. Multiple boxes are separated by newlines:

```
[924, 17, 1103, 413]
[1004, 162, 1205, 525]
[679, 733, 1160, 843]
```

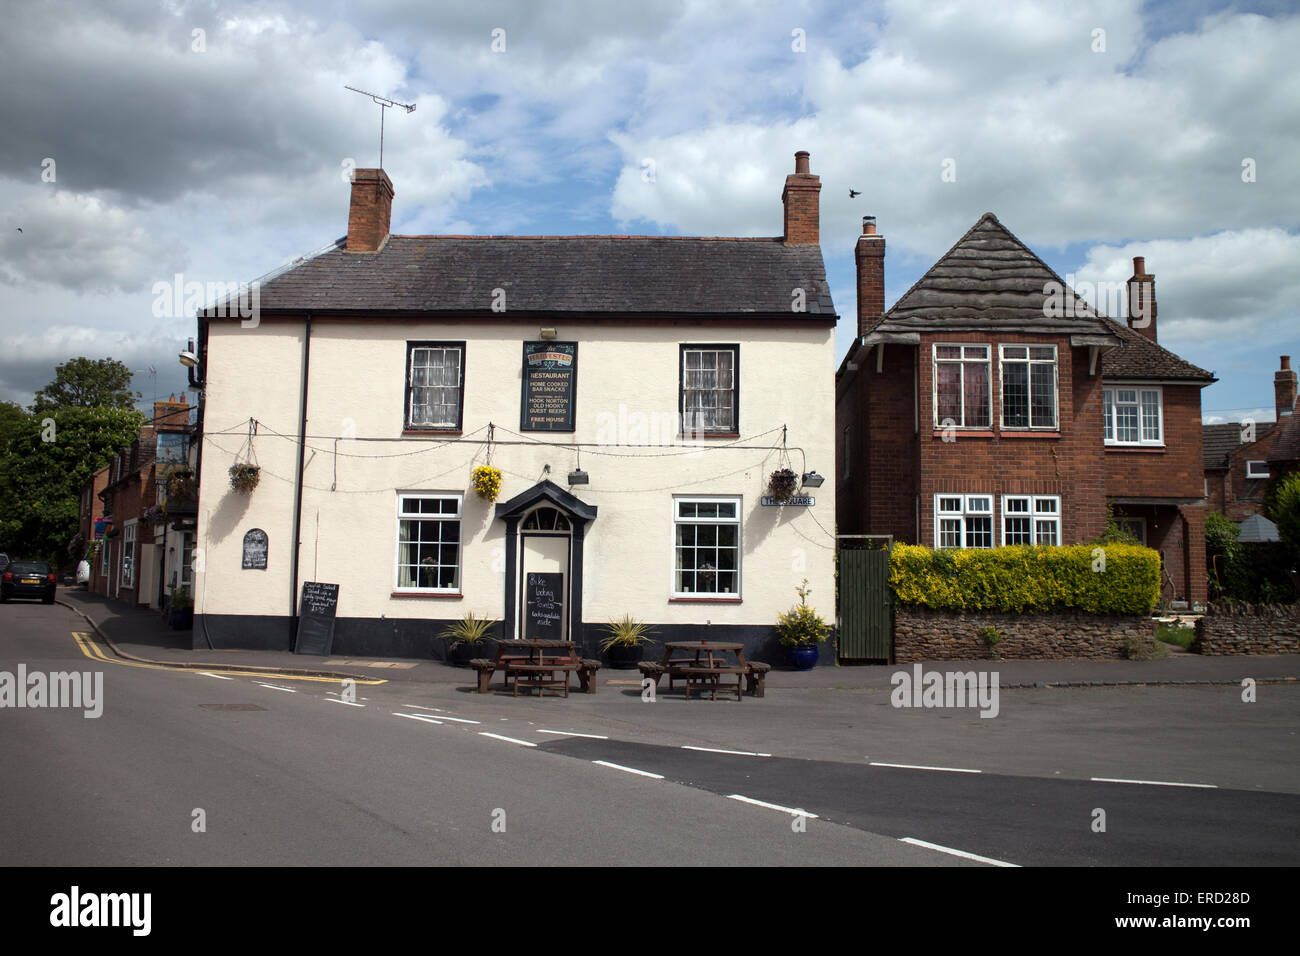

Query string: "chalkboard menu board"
[295, 581, 339, 655]
[241, 528, 268, 570]
[520, 341, 577, 431]
[524, 572, 564, 640]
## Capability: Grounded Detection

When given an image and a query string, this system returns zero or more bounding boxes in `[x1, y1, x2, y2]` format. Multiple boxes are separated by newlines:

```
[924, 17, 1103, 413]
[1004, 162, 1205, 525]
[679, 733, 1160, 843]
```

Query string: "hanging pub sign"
[241, 528, 268, 570]
[520, 341, 577, 432]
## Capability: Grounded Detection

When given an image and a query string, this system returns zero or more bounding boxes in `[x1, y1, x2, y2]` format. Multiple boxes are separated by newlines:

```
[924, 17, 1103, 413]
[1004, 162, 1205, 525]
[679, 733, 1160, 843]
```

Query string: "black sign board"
[295, 581, 339, 655]
[520, 341, 577, 432]
[241, 528, 268, 569]
[524, 572, 564, 640]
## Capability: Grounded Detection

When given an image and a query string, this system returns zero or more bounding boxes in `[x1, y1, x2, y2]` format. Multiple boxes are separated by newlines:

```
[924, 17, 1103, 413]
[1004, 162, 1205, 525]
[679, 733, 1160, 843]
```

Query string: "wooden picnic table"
[659, 641, 748, 701]
[470, 640, 600, 697]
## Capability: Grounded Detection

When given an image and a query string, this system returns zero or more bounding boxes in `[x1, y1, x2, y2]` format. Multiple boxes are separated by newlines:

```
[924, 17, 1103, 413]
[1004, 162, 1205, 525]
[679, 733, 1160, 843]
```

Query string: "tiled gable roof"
[216, 235, 836, 319]
[867, 213, 1110, 335]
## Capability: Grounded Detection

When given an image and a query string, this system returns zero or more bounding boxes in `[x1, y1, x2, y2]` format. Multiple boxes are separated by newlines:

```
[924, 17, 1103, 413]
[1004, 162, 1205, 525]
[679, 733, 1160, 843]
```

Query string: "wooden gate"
[837, 539, 892, 662]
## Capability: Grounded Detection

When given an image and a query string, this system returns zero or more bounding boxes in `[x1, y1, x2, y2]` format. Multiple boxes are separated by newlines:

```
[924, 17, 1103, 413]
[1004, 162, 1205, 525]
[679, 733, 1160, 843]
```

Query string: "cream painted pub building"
[192, 154, 838, 661]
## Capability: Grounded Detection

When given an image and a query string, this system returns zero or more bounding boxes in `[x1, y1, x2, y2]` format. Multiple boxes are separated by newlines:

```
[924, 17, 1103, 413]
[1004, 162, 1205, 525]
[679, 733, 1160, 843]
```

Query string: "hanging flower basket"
[768, 467, 798, 502]
[229, 463, 262, 494]
[142, 504, 168, 525]
[166, 469, 196, 502]
[472, 465, 502, 502]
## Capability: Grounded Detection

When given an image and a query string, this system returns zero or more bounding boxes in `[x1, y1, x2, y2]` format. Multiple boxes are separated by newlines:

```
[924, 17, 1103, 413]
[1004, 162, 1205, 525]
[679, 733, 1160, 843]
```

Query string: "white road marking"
[325, 698, 365, 708]
[537, 730, 609, 739]
[1090, 777, 1217, 789]
[593, 761, 664, 779]
[726, 795, 818, 818]
[870, 761, 981, 774]
[256, 683, 296, 693]
[198, 672, 233, 680]
[479, 732, 537, 747]
[430, 716, 481, 725]
[682, 745, 771, 757]
[900, 837, 1019, 867]
[393, 712, 443, 725]
[402, 703, 445, 712]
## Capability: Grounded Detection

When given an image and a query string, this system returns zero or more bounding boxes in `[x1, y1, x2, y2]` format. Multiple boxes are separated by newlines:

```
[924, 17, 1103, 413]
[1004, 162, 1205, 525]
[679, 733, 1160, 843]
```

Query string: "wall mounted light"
[568, 469, 589, 485]
[540, 328, 557, 340]
[801, 471, 825, 488]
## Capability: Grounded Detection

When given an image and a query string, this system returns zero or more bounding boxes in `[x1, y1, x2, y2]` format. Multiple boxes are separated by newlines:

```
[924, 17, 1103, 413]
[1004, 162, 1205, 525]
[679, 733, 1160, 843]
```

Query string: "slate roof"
[1238, 513, 1280, 543]
[210, 235, 836, 319]
[1203, 423, 1244, 470]
[863, 212, 1214, 383]
[1267, 412, 1300, 465]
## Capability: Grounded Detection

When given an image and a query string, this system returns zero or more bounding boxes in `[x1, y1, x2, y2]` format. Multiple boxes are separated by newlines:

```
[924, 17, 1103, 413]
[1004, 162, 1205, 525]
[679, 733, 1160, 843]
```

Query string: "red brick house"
[83, 397, 194, 607]
[836, 213, 1214, 607]
[1204, 356, 1297, 521]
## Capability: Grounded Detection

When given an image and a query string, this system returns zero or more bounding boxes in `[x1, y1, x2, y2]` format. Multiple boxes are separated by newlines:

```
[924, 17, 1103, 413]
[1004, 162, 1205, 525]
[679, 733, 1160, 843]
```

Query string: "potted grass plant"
[600, 614, 655, 669]
[439, 611, 498, 666]
[776, 579, 830, 669]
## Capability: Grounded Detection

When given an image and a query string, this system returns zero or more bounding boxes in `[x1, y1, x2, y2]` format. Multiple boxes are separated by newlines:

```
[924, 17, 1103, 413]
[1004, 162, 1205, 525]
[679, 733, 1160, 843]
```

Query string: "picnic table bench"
[470, 640, 600, 696]
[636, 642, 769, 700]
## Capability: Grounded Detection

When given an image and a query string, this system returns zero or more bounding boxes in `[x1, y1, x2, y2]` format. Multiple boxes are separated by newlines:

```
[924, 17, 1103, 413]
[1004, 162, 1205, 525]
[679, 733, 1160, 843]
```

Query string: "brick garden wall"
[895, 607, 1154, 661]
[1193, 603, 1300, 655]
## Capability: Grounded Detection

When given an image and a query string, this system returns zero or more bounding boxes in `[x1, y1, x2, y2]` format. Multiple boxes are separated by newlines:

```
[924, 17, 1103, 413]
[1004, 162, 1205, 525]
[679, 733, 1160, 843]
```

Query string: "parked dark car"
[1, 561, 57, 604]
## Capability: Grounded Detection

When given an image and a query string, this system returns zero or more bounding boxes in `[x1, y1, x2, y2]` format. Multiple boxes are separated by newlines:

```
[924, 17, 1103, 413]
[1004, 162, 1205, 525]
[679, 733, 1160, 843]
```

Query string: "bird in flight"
[848, 189, 861, 198]
[15, 227, 22, 233]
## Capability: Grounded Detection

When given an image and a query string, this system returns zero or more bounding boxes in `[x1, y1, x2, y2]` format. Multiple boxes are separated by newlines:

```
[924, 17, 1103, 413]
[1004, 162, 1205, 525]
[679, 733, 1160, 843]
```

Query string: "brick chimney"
[347, 168, 394, 253]
[782, 151, 821, 245]
[1277, 355, 1297, 418]
[856, 216, 885, 337]
[1126, 255, 1157, 342]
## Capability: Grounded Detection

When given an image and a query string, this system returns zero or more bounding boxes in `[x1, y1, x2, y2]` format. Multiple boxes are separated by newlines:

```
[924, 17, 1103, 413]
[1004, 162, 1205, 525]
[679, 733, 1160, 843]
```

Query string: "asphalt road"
[3, 601, 1298, 866]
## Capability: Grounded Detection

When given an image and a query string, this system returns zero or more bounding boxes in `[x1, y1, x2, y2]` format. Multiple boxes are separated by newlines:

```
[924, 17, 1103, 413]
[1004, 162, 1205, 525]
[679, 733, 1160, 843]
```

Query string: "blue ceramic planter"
[789, 644, 819, 670]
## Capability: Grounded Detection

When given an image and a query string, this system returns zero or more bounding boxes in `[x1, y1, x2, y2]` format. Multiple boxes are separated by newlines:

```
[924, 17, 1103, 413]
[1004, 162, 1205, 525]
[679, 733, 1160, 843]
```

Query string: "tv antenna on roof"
[344, 86, 416, 170]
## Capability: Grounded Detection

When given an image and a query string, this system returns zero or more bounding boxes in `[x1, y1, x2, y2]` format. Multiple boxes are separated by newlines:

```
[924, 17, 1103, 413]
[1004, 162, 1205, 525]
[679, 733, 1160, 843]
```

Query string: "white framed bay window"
[1103, 386, 1163, 446]
[933, 344, 991, 428]
[672, 496, 740, 596]
[1000, 345, 1058, 429]
[935, 494, 993, 549]
[395, 493, 462, 592]
[1002, 495, 1061, 546]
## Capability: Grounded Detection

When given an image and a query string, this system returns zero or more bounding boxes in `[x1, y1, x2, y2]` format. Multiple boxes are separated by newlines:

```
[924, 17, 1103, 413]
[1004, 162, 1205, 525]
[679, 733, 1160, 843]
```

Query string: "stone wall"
[894, 607, 1154, 662]
[1192, 603, 1300, 655]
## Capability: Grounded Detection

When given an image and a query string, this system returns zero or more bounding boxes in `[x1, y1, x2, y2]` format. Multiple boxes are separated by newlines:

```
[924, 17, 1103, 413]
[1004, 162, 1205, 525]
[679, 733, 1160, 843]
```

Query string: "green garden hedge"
[889, 543, 1161, 614]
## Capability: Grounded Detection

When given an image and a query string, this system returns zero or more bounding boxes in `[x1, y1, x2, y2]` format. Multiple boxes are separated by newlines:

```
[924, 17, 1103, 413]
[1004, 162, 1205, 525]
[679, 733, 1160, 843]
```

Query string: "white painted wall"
[195, 318, 837, 631]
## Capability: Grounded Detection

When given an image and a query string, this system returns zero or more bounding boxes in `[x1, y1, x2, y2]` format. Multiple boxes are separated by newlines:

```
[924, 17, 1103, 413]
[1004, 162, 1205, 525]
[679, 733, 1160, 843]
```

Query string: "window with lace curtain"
[680, 345, 739, 434]
[405, 342, 465, 430]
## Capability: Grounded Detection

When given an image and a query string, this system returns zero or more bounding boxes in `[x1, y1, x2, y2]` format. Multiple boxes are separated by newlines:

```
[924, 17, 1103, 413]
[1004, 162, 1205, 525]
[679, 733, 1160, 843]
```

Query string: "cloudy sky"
[1, 0, 1296, 425]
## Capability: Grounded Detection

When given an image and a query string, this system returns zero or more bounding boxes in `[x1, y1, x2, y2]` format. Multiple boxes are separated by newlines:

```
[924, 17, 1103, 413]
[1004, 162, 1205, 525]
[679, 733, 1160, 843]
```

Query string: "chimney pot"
[794, 150, 810, 175]
[1283, 355, 1291, 370]
[862, 216, 877, 235]
[1133, 255, 1145, 275]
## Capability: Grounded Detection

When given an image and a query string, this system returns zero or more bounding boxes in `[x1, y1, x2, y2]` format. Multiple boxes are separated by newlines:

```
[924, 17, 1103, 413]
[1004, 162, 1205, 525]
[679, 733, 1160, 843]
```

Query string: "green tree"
[30, 357, 139, 413]
[0, 406, 145, 563]
[1269, 471, 1300, 565]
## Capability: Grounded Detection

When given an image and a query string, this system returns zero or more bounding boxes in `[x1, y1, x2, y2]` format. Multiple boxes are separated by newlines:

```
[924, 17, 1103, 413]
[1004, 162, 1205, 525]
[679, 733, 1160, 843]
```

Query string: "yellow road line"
[70, 632, 386, 685]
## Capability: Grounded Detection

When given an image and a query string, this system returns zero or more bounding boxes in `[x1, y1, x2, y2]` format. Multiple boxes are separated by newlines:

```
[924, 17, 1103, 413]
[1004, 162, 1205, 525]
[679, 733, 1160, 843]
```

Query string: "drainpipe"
[289, 313, 312, 646]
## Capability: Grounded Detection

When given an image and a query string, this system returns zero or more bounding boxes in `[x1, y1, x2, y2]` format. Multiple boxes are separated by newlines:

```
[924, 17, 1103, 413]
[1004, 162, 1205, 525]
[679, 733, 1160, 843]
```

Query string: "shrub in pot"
[439, 611, 498, 666]
[168, 589, 194, 630]
[600, 614, 654, 669]
[776, 579, 830, 669]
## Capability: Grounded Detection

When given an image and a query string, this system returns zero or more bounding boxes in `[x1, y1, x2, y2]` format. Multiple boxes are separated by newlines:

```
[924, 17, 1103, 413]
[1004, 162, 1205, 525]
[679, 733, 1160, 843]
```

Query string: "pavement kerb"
[999, 677, 1299, 689]
[57, 598, 376, 682]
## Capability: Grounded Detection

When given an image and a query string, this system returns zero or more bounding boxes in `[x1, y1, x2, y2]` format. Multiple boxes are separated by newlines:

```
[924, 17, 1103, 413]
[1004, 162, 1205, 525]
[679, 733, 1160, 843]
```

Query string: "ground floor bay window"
[673, 497, 740, 596]
[395, 493, 462, 592]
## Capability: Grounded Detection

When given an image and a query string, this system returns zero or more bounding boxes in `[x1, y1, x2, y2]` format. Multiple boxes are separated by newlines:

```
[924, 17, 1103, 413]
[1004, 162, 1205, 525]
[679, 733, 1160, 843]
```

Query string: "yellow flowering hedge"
[889, 543, 1161, 614]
